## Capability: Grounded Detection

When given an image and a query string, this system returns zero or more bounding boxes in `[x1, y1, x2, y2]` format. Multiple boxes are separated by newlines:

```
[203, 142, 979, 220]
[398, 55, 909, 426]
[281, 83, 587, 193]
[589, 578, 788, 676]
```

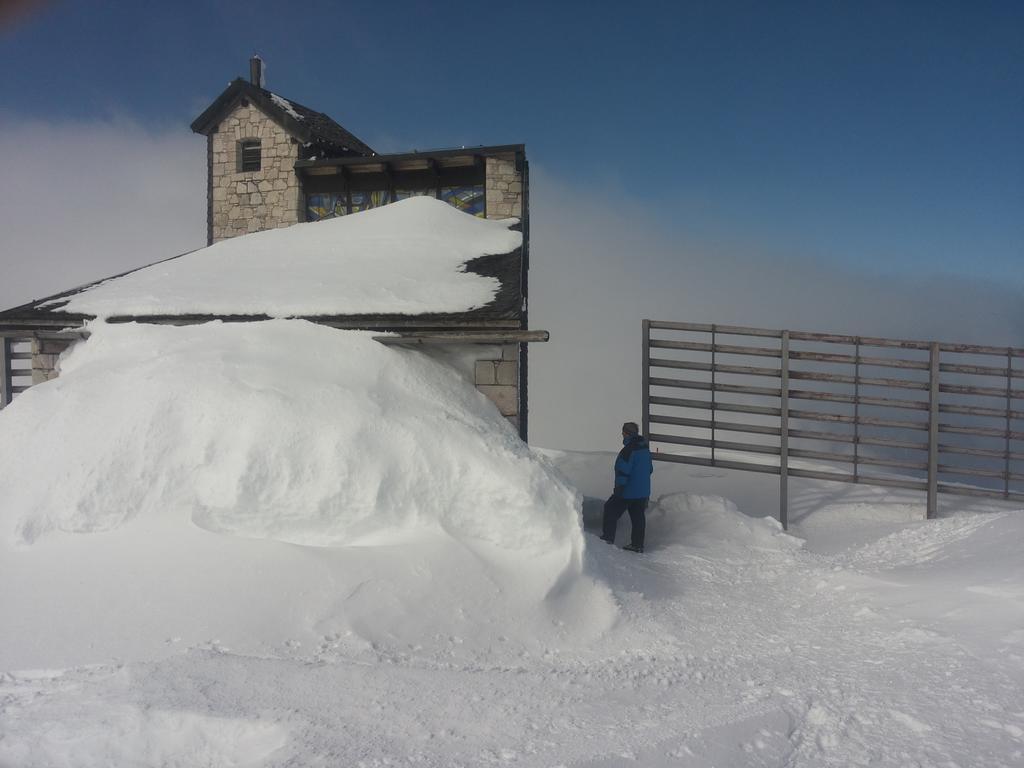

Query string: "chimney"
[249, 55, 264, 88]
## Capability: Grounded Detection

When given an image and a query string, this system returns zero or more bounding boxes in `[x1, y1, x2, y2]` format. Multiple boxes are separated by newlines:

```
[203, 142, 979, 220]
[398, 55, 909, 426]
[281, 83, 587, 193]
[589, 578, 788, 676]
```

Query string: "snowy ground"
[1, 323, 1023, 767]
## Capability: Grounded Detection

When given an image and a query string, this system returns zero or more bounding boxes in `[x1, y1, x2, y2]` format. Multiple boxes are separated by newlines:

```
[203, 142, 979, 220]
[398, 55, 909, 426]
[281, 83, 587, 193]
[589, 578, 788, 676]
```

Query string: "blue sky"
[2, 0, 1022, 287]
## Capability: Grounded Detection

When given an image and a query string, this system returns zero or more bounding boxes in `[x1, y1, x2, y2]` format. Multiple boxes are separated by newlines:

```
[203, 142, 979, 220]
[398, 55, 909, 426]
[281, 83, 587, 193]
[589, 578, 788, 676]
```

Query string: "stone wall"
[483, 154, 526, 437]
[31, 338, 74, 385]
[209, 101, 303, 242]
[473, 344, 520, 433]
[485, 155, 523, 219]
[450, 154, 529, 436]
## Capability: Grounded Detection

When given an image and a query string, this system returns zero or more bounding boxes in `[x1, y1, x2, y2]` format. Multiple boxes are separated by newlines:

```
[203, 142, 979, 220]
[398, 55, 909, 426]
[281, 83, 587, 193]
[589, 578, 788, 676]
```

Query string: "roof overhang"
[0, 316, 527, 338]
[190, 78, 375, 156]
[373, 330, 548, 346]
[295, 144, 525, 175]
[0, 324, 86, 338]
[191, 79, 303, 138]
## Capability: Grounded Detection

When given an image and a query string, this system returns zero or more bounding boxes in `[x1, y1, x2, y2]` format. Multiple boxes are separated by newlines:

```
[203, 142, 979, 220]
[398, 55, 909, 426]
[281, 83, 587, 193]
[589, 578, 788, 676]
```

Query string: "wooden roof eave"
[0, 312, 523, 336]
[189, 80, 375, 156]
[190, 79, 252, 135]
[0, 317, 88, 337]
[374, 330, 548, 346]
[295, 144, 525, 172]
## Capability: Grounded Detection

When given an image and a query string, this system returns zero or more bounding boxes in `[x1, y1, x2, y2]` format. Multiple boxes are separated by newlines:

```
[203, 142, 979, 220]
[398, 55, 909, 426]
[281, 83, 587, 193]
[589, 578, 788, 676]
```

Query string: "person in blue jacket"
[601, 421, 653, 553]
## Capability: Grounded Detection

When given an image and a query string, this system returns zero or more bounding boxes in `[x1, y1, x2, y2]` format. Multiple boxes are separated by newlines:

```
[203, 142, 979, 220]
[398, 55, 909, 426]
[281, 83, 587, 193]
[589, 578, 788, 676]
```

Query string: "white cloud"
[0, 114, 206, 311]
[527, 170, 1024, 449]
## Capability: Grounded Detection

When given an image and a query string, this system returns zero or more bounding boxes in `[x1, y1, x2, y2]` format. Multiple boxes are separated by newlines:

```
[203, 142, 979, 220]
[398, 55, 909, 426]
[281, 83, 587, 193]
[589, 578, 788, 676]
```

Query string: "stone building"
[191, 57, 525, 245]
[0, 58, 539, 439]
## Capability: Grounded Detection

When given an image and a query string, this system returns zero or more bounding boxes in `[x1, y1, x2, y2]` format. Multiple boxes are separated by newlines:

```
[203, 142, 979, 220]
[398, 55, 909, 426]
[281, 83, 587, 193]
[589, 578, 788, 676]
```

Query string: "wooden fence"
[642, 321, 1024, 527]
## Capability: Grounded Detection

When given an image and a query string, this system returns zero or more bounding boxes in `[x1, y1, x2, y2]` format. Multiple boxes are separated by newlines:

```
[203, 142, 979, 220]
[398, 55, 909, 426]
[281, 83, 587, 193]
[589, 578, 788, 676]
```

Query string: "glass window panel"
[351, 190, 391, 214]
[395, 188, 435, 201]
[440, 185, 485, 217]
[306, 193, 346, 221]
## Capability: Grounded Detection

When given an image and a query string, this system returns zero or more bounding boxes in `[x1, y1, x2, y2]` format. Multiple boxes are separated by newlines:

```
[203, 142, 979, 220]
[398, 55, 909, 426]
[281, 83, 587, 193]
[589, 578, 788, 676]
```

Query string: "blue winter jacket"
[614, 435, 653, 499]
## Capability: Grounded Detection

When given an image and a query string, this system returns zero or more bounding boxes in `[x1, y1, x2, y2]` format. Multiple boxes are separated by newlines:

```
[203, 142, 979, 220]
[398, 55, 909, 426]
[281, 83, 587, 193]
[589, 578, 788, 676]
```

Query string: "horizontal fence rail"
[642, 321, 1024, 528]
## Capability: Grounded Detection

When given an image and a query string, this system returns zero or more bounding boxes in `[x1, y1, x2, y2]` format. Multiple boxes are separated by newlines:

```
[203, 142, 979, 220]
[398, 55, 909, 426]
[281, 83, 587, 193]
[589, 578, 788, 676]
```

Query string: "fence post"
[642, 320, 650, 440]
[0, 337, 10, 410]
[927, 341, 940, 519]
[853, 338, 860, 482]
[1006, 349, 1013, 499]
[779, 330, 790, 530]
[711, 325, 717, 465]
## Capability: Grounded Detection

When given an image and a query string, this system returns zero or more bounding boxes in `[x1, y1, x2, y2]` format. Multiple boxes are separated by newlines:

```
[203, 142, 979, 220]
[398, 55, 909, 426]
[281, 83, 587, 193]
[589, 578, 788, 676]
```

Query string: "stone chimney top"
[249, 55, 264, 88]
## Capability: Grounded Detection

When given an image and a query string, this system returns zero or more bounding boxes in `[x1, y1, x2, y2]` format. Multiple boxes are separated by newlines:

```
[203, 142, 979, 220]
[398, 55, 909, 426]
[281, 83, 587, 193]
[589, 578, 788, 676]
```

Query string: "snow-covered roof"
[269, 93, 303, 122]
[15, 198, 522, 322]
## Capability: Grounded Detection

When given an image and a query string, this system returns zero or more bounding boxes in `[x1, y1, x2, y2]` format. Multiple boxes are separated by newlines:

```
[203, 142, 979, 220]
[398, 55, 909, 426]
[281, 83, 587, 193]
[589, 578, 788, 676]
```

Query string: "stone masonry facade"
[31, 338, 73, 385]
[210, 102, 303, 243]
[477, 155, 525, 431]
[485, 155, 523, 219]
[473, 344, 521, 432]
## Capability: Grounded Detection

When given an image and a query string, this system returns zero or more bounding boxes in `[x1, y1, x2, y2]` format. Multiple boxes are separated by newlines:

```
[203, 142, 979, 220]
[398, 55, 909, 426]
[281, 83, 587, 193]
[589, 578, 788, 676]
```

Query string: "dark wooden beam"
[295, 144, 525, 170]
[383, 162, 394, 202]
[342, 167, 352, 214]
[373, 330, 549, 346]
[428, 158, 441, 199]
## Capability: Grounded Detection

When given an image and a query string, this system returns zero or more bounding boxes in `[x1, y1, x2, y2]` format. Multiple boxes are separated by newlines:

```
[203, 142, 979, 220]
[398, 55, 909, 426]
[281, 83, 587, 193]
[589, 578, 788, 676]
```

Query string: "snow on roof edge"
[47, 198, 523, 320]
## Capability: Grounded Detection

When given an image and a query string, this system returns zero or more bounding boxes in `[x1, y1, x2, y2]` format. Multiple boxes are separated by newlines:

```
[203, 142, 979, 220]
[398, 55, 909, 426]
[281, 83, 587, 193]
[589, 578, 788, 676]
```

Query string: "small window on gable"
[238, 139, 261, 173]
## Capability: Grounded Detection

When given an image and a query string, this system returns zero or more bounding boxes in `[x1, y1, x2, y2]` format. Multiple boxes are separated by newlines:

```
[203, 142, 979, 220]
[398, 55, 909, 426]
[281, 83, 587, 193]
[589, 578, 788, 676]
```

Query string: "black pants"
[602, 495, 647, 548]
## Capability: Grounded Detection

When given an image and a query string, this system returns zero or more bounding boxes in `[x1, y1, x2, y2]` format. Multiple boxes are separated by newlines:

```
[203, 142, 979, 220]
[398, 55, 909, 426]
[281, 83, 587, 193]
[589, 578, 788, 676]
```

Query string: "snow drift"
[48, 196, 521, 318]
[0, 321, 573, 548]
[649, 493, 803, 552]
[0, 321, 615, 668]
[3, 362, 1023, 765]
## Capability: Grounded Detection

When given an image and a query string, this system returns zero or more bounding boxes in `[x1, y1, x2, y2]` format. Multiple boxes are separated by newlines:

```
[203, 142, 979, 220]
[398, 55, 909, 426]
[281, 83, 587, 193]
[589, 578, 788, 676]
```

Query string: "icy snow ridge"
[50, 197, 521, 318]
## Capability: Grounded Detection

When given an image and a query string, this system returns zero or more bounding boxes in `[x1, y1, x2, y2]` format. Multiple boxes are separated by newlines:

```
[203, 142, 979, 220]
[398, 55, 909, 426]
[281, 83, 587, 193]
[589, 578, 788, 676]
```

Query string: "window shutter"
[240, 140, 261, 172]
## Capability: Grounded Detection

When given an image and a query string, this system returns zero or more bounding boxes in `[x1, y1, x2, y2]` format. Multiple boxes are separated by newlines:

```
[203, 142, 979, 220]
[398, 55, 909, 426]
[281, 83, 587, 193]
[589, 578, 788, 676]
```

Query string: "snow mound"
[650, 493, 803, 551]
[0, 320, 576, 550]
[0, 321, 617, 668]
[50, 197, 521, 318]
